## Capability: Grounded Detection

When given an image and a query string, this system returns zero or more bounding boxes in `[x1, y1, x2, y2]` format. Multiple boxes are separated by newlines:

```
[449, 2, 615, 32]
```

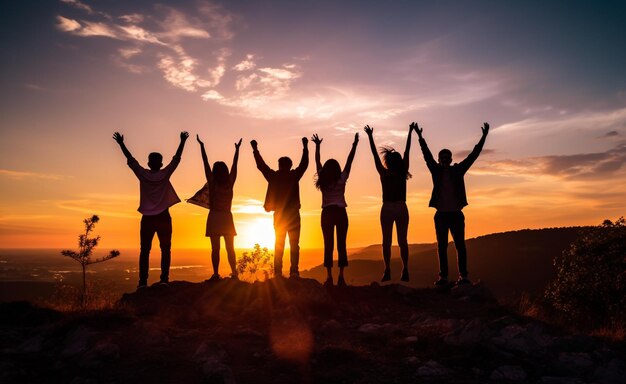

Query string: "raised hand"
[235, 138, 242, 149]
[311, 133, 322, 145]
[180, 131, 190, 141]
[113, 132, 124, 144]
[481, 122, 490, 136]
[410, 122, 423, 138]
[353, 132, 359, 145]
[250, 140, 258, 150]
[363, 125, 374, 136]
[302, 137, 309, 146]
[196, 134, 204, 145]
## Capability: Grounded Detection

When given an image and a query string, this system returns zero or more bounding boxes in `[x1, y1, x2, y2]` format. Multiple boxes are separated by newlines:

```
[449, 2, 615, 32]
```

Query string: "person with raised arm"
[197, 135, 242, 281]
[415, 122, 489, 286]
[363, 124, 413, 282]
[113, 131, 189, 289]
[250, 137, 309, 278]
[312, 132, 359, 287]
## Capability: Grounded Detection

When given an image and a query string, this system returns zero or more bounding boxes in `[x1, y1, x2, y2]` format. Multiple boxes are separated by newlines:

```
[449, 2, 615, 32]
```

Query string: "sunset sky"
[1, 0, 625, 253]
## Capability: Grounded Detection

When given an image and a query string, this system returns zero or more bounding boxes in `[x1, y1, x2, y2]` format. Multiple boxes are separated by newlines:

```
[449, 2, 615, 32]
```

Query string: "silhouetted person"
[312, 132, 359, 287]
[364, 124, 413, 282]
[113, 131, 189, 289]
[251, 137, 309, 278]
[415, 122, 489, 286]
[197, 135, 241, 281]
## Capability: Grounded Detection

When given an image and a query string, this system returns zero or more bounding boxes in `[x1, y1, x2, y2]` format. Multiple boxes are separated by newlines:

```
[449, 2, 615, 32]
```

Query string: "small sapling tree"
[61, 215, 120, 306]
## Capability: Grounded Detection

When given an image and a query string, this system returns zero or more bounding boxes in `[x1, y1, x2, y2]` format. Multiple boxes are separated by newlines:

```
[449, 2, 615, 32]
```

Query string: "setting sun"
[236, 216, 276, 250]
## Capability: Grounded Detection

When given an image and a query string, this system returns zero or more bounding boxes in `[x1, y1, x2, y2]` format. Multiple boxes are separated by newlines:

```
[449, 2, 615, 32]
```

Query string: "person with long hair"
[311, 132, 359, 287]
[197, 135, 242, 281]
[363, 124, 414, 282]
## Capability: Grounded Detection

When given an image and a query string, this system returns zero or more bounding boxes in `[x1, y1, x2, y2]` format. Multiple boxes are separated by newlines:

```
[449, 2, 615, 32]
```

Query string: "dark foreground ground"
[1, 278, 625, 383]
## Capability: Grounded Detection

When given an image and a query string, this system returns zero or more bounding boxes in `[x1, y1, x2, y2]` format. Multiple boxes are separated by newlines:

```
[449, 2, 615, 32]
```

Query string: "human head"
[315, 159, 341, 190]
[148, 152, 163, 171]
[212, 161, 229, 184]
[278, 156, 293, 171]
[381, 147, 411, 179]
[438, 149, 452, 167]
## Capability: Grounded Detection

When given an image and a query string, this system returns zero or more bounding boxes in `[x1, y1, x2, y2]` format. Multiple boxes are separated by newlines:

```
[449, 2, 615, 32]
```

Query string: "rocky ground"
[1, 278, 625, 383]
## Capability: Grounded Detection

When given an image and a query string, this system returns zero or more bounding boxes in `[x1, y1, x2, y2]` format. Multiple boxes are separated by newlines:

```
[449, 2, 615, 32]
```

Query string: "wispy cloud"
[472, 143, 626, 180]
[0, 169, 69, 180]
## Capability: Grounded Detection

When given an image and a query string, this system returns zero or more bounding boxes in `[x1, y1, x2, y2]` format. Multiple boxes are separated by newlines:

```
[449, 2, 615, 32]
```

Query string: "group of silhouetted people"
[113, 122, 489, 290]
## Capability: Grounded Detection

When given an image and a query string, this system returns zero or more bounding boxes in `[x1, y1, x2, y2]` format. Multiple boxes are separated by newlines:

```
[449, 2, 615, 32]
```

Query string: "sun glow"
[236, 216, 275, 250]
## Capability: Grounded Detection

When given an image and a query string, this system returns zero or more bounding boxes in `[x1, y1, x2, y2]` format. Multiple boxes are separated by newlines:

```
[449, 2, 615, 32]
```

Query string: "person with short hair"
[113, 131, 189, 289]
[250, 137, 309, 278]
[415, 122, 489, 286]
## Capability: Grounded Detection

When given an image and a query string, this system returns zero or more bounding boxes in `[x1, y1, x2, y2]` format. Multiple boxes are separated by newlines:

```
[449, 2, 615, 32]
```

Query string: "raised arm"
[415, 123, 437, 171]
[343, 132, 359, 177]
[459, 122, 489, 172]
[175, 131, 190, 158]
[403, 123, 414, 172]
[363, 125, 385, 175]
[113, 132, 133, 161]
[250, 140, 273, 180]
[230, 138, 242, 184]
[197, 134, 212, 183]
[312, 134, 323, 173]
[294, 137, 309, 178]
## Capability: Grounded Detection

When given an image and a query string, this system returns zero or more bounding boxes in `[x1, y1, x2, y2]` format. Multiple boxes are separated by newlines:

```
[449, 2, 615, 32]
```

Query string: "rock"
[404, 356, 420, 365]
[83, 340, 120, 363]
[17, 335, 44, 353]
[593, 358, 626, 384]
[538, 377, 585, 384]
[61, 326, 95, 357]
[321, 319, 342, 332]
[135, 321, 170, 346]
[555, 352, 594, 375]
[201, 360, 236, 384]
[490, 365, 527, 381]
[416, 360, 451, 377]
[193, 341, 228, 364]
[444, 318, 486, 346]
[403, 336, 419, 344]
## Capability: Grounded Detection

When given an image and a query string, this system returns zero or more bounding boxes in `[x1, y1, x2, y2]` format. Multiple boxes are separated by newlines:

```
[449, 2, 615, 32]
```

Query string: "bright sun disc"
[237, 216, 275, 250]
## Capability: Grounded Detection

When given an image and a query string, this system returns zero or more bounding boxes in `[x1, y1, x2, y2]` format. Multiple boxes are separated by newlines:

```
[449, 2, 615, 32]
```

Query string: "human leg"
[224, 235, 237, 278]
[434, 211, 451, 280]
[449, 211, 468, 279]
[288, 212, 301, 277]
[155, 211, 172, 283]
[210, 236, 221, 277]
[336, 207, 349, 268]
[274, 213, 286, 277]
[396, 203, 409, 282]
[380, 204, 394, 281]
[321, 207, 335, 268]
[139, 215, 156, 286]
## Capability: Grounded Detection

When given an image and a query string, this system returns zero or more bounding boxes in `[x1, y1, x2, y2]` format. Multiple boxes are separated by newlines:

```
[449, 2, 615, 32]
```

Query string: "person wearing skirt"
[198, 135, 241, 281]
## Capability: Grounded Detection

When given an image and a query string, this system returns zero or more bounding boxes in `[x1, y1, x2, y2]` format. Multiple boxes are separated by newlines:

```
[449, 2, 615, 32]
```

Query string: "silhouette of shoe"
[400, 268, 409, 282]
[323, 277, 333, 287]
[289, 271, 300, 279]
[229, 273, 239, 280]
[205, 274, 221, 282]
[137, 282, 147, 291]
[434, 277, 448, 286]
[456, 277, 471, 285]
[381, 269, 391, 282]
[337, 275, 347, 287]
[158, 280, 169, 287]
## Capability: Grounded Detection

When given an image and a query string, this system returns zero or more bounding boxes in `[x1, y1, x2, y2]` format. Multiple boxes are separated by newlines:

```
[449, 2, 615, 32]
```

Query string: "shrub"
[237, 244, 273, 282]
[545, 217, 626, 327]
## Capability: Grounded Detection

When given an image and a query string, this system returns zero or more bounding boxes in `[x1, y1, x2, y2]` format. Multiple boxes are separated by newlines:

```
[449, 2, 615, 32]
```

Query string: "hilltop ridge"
[1, 277, 624, 383]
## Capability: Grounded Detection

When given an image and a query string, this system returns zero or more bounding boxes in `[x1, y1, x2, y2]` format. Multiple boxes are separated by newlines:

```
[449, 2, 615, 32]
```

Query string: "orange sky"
[1, 1, 625, 252]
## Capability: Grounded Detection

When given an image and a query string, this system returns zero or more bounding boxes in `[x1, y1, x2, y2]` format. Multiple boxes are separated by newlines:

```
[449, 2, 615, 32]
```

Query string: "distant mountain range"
[302, 227, 588, 299]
